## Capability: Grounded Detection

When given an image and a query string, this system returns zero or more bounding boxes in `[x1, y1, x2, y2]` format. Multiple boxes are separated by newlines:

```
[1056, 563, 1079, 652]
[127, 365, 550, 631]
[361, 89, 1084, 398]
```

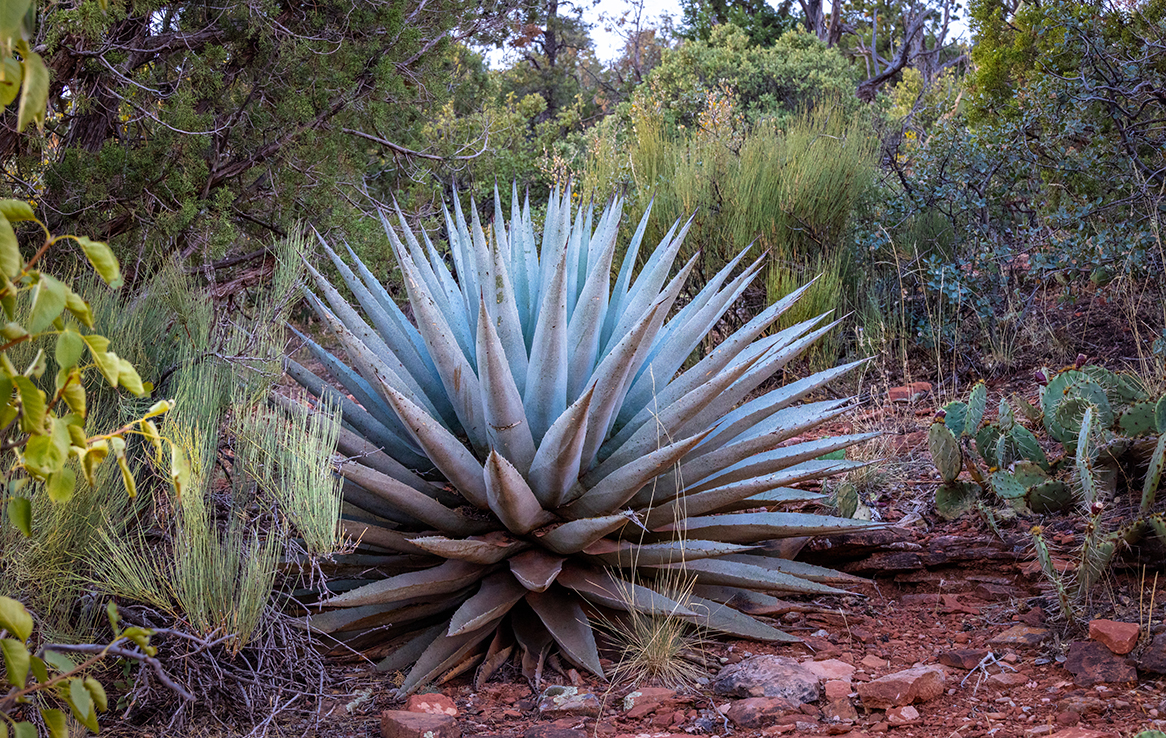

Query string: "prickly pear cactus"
[928, 365, 1164, 524]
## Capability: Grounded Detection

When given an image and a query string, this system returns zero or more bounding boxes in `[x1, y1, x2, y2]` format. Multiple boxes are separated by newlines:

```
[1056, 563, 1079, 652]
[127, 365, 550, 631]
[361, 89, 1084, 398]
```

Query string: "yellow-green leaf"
[23, 347, 44, 379]
[117, 357, 145, 395]
[0, 56, 22, 107]
[43, 650, 74, 673]
[84, 675, 108, 712]
[13, 375, 44, 434]
[75, 236, 122, 289]
[82, 335, 118, 386]
[79, 440, 110, 485]
[0, 200, 34, 222]
[0, 0, 31, 42]
[0, 212, 20, 279]
[16, 51, 48, 133]
[0, 321, 25, 341]
[0, 637, 29, 687]
[171, 442, 189, 497]
[40, 708, 68, 738]
[68, 677, 97, 731]
[55, 328, 84, 369]
[143, 399, 172, 419]
[141, 419, 163, 458]
[12, 722, 35, 738]
[46, 466, 75, 503]
[29, 655, 47, 683]
[27, 273, 66, 333]
[6, 497, 30, 536]
[0, 596, 32, 640]
[62, 378, 86, 418]
[64, 288, 93, 327]
[117, 454, 136, 497]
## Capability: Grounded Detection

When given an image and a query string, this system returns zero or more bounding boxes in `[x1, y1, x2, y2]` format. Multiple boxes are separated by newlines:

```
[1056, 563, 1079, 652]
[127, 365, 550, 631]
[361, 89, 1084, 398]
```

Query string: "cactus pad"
[929, 422, 962, 483]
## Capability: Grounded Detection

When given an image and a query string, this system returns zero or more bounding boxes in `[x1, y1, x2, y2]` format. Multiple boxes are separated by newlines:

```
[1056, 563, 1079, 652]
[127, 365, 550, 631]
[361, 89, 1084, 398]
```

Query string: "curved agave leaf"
[339, 520, 426, 555]
[647, 559, 849, 596]
[528, 386, 594, 508]
[337, 460, 492, 535]
[325, 559, 488, 608]
[561, 429, 712, 519]
[525, 240, 569, 442]
[686, 593, 799, 642]
[527, 587, 605, 678]
[375, 623, 446, 673]
[509, 549, 566, 592]
[380, 382, 489, 508]
[557, 565, 695, 617]
[539, 514, 628, 555]
[309, 591, 469, 635]
[485, 451, 556, 535]
[448, 571, 528, 636]
[685, 432, 880, 492]
[656, 511, 877, 544]
[477, 300, 537, 473]
[283, 358, 429, 470]
[581, 539, 756, 567]
[719, 554, 869, 585]
[411, 533, 529, 565]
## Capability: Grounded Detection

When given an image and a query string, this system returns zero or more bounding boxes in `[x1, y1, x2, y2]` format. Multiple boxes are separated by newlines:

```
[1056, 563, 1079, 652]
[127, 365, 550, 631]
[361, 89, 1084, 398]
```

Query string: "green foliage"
[631, 25, 859, 129]
[0, 598, 174, 736]
[679, 0, 795, 47]
[290, 186, 874, 694]
[1, 0, 497, 270]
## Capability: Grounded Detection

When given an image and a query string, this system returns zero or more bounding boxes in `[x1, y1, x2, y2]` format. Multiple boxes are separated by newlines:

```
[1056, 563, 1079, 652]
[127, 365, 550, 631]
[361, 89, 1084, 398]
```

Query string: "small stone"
[856, 665, 946, 709]
[886, 705, 920, 725]
[871, 721, 890, 733]
[1055, 710, 1080, 726]
[939, 649, 989, 670]
[726, 697, 800, 728]
[537, 686, 601, 718]
[1087, 619, 1140, 655]
[405, 693, 458, 716]
[795, 721, 818, 732]
[987, 672, 1027, 688]
[804, 659, 857, 682]
[1002, 652, 1019, 664]
[824, 680, 852, 701]
[1025, 727, 1055, 737]
[380, 711, 460, 738]
[824, 699, 858, 722]
[860, 654, 889, 670]
[713, 655, 821, 704]
[989, 625, 1050, 649]
[953, 632, 970, 644]
[1139, 633, 1166, 673]
[1063, 641, 1137, 687]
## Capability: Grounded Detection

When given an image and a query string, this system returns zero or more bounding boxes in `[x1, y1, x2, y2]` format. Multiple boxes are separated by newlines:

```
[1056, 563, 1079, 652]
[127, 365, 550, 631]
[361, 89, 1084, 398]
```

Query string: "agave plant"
[286, 186, 875, 693]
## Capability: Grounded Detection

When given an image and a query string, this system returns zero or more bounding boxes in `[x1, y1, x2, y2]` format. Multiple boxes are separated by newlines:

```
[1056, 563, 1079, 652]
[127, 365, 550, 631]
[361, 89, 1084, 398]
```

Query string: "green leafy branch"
[0, 596, 190, 738]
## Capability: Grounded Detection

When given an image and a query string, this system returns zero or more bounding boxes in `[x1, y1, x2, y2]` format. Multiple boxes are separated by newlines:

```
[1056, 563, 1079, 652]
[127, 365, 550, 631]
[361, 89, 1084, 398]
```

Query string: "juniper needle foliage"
[289, 187, 874, 693]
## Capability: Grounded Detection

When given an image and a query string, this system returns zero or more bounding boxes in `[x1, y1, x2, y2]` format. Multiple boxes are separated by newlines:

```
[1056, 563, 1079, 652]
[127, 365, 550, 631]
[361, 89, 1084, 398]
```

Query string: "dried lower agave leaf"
[288, 185, 875, 692]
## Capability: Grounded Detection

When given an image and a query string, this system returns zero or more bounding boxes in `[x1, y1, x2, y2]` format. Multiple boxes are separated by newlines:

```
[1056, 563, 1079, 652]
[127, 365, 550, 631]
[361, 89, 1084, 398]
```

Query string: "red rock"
[824, 698, 858, 722]
[888, 383, 932, 403]
[953, 632, 970, 644]
[804, 659, 857, 682]
[1063, 641, 1136, 686]
[405, 693, 458, 716]
[939, 649, 989, 670]
[726, 697, 800, 728]
[381, 711, 460, 738]
[885, 705, 920, 725]
[824, 680, 852, 701]
[860, 654, 888, 670]
[987, 672, 1027, 688]
[1087, 619, 1140, 655]
[989, 625, 1050, 649]
[713, 655, 821, 703]
[855, 665, 946, 709]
